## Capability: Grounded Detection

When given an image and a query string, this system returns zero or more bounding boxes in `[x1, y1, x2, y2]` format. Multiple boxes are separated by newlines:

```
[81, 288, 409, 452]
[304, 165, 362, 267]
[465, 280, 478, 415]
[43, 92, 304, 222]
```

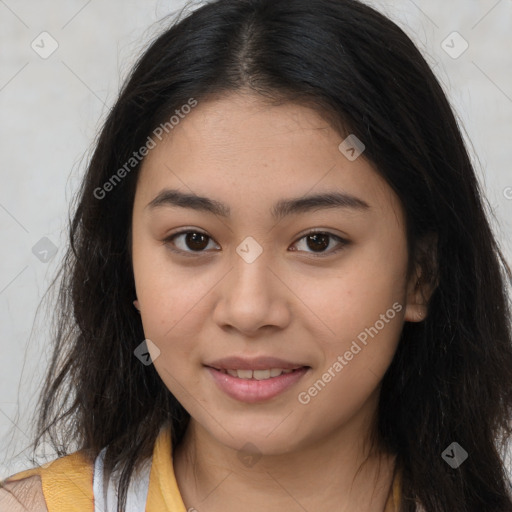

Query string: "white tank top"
[92, 447, 152, 512]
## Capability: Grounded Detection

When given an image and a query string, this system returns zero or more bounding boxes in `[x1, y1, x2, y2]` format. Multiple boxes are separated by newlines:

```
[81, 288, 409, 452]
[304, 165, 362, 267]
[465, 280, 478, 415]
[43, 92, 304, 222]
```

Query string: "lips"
[204, 355, 311, 403]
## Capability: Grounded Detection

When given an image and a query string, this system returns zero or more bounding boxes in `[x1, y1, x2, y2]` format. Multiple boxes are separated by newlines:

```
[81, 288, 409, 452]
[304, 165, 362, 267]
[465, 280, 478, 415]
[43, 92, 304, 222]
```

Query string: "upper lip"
[205, 356, 309, 371]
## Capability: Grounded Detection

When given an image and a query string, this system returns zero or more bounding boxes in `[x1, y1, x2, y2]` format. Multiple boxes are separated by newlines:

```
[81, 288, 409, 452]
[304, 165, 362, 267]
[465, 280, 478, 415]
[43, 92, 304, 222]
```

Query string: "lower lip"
[206, 366, 309, 403]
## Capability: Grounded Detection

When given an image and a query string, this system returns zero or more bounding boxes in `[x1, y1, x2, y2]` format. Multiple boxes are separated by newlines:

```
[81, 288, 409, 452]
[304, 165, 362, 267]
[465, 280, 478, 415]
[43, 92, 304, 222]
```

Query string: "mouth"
[205, 363, 311, 403]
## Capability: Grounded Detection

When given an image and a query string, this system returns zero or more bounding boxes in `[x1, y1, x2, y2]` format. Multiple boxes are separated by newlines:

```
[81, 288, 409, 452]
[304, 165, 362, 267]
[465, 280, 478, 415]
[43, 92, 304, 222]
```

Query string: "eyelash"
[162, 229, 349, 258]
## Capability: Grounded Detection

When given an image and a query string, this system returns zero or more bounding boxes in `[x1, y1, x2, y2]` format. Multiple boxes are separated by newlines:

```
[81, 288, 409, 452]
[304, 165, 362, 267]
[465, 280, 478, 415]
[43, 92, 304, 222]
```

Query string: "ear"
[133, 299, 140, 311]
[404, 232, 438, 323]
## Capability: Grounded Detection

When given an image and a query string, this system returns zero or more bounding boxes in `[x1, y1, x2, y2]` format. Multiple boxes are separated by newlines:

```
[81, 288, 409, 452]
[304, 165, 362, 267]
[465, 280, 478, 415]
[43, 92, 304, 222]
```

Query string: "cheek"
[296, 234, 408, 393]
[290, 238, 408, 344]
[132, 231, 208, 333]
[135, 265, 209, 402]
[132, 252, 223, 388]
[297, 292, 404, 432]
[137, 269, 207, 340]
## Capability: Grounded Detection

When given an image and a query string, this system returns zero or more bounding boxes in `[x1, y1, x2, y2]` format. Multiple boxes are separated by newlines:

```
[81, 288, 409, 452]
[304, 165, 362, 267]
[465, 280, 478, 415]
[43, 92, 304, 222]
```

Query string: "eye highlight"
[162, 229, 349, 257]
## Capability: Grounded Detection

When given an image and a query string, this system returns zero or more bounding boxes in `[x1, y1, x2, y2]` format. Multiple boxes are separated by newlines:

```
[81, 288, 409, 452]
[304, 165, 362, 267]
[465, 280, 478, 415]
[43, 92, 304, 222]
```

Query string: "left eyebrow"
[145, 188, 370, 220]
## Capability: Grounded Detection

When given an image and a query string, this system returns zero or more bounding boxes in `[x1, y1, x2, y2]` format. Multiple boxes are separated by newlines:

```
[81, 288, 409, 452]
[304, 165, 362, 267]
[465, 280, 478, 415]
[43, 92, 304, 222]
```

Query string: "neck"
[173, 412, 396, 512]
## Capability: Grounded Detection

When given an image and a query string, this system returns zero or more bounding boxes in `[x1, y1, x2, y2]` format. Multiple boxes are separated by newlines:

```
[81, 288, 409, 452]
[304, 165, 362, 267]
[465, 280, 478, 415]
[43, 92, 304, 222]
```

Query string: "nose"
[212, 249, 292, 336]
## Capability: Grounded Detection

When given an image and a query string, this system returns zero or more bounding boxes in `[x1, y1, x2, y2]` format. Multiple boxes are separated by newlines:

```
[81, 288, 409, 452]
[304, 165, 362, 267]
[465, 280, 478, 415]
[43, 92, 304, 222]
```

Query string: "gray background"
[1, 0, 511, 477]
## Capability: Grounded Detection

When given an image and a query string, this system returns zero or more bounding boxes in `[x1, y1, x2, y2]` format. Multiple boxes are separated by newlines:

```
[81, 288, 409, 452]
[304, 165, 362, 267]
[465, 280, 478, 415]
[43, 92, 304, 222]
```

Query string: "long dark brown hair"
[11, 0, 512, 510]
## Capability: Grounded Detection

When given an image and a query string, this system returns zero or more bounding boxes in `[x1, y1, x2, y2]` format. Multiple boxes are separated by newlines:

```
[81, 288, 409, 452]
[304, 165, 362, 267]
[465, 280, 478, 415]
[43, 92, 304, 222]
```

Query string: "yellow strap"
[2, 451, 94, 512]
[2, 425, 187, 512]
[146, 424, 187, 511]
[385, 466, 401, 512]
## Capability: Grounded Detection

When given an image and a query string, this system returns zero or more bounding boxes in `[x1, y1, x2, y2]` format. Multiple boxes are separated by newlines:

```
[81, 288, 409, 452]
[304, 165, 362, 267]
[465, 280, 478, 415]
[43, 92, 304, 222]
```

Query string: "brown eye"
[291, 231, 348, 256]
[164, 230, 219, 254]
[183, 232, 209, 251]
[305, 233, 330, 252]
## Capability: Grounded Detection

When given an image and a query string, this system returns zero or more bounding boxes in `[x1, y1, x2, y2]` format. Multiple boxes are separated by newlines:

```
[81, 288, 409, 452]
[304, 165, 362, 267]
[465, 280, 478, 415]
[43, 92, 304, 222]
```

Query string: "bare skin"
[131, 91, 434, 511]
[0, 476, 48, 512]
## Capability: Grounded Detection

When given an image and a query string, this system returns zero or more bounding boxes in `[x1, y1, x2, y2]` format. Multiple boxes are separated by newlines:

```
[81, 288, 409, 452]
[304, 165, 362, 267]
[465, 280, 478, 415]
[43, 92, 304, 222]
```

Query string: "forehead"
[135, 92, 403, 225]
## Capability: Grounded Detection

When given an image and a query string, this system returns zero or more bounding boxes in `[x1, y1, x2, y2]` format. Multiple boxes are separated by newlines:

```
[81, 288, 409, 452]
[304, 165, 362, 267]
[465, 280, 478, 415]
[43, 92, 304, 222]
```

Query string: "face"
[131, 92, 427, 456]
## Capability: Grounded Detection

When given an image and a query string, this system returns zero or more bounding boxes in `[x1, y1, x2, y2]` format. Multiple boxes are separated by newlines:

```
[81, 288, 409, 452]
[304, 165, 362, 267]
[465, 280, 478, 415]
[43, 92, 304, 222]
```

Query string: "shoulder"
[0, 475, 48, 512]
[1, 450, 95, 512]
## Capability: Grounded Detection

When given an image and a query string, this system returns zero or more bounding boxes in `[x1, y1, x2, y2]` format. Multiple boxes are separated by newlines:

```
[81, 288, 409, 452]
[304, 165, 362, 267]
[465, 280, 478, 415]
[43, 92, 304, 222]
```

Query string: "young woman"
[2, 0, 512, 511]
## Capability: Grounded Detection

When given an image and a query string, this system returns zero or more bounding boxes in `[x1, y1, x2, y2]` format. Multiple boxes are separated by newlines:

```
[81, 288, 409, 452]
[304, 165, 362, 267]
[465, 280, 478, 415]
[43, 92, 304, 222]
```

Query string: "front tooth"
[270, 368, 283, 377]
[236, 369, 253, 379]
[253, 369, 271, 380]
